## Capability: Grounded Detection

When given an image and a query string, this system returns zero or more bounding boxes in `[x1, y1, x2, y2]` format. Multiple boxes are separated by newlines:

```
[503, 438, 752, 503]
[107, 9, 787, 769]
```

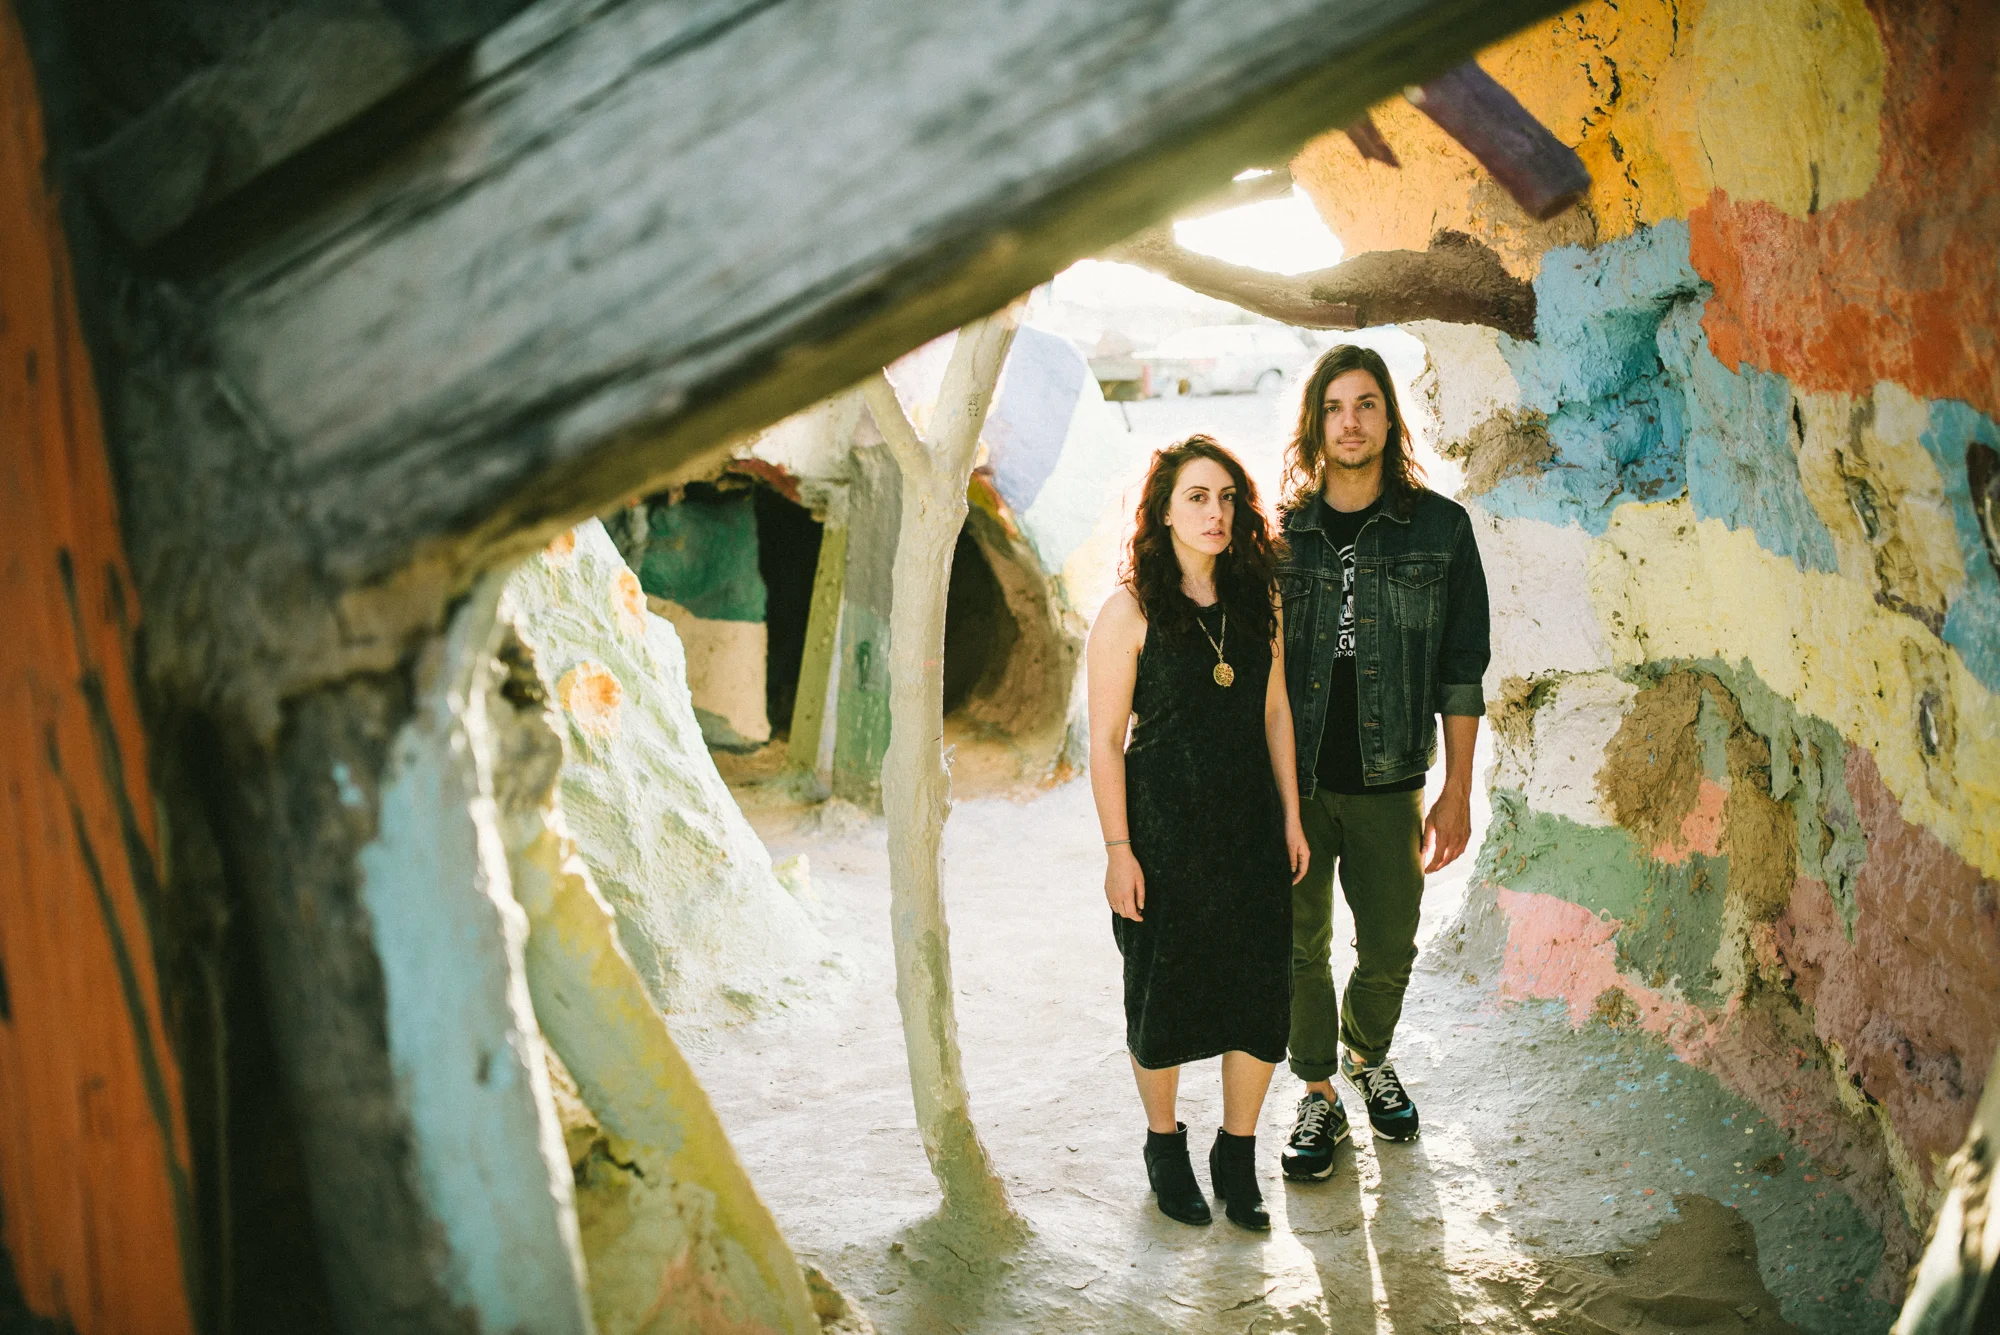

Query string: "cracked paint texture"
[1342, 0, 2000, 1298]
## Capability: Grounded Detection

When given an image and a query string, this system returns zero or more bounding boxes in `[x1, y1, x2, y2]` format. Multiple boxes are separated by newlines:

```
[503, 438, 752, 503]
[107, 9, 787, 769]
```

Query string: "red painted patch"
[726, 457, 803, 503]
[1690, 3, 2000, 419]
[1775, 748, 2000, 1189]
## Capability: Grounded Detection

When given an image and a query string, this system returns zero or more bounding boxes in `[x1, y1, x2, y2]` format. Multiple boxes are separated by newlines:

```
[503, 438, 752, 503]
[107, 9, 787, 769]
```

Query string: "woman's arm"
[1265, 604, 1310, 884]
[1086, 589, 1147, 920]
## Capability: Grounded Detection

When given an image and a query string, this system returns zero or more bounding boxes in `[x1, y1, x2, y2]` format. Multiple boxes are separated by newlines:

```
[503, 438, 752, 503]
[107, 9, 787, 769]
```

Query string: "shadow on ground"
[681, 777, 1897, 1334]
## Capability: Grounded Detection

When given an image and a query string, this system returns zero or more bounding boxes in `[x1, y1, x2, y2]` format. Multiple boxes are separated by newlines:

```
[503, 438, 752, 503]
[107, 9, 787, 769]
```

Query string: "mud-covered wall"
[1295, 0, 1999, 1285]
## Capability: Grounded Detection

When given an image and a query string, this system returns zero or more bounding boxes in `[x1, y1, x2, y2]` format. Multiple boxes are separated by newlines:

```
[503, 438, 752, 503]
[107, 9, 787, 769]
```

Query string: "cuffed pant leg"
[1336, 788, 1425, 1066]
[1287, 788, 1343, 1082]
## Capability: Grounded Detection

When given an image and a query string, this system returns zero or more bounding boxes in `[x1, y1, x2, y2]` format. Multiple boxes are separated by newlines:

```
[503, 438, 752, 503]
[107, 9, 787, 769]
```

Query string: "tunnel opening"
[942, 526, 1019, 720]
[934, 504, 1082, 790]
[752, 483, 823, 741]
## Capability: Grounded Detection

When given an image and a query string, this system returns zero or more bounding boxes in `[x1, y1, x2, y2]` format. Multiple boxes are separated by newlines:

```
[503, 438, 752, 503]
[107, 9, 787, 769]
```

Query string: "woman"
[1086, 435, 1310, 1231]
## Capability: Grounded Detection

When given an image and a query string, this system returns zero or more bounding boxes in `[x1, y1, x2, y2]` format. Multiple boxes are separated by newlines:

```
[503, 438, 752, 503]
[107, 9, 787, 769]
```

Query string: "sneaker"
[1280, 1091, 1350, 1181]
[1341, 1052, 1420, 1141]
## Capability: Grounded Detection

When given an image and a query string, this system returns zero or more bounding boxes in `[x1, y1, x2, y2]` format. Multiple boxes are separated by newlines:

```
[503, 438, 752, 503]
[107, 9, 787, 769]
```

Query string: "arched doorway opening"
[939, 505, 1080, 788]
[752, 484, 823, 744]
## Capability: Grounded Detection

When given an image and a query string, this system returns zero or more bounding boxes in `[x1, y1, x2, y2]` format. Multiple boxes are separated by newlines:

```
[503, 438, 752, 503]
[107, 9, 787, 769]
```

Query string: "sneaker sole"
[1280, 1127, 1352, 1180]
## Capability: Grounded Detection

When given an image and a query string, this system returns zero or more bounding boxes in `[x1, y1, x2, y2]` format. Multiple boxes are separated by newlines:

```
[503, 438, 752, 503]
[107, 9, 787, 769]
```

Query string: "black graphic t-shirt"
[1314, 496, 1427, 795]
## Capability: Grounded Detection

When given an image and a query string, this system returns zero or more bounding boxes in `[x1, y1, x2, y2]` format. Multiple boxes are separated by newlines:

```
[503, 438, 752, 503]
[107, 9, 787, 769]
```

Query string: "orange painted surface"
[0, 11, 198, 1333]
[1691, 2, 2000, 420]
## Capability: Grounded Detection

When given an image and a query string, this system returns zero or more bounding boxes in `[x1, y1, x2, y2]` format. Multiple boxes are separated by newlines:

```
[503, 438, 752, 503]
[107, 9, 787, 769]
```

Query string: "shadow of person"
[1286, 1131, 1458, 1333]
[1366, 1137, 1460, 1333]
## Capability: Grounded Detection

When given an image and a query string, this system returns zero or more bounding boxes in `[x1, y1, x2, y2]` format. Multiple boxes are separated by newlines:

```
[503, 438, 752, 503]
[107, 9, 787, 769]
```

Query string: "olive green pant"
[1288, 786, 1425, 1080]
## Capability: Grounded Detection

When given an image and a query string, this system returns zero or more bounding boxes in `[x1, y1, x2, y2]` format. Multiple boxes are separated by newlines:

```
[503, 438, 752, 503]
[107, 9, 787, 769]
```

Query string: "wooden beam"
[103, 0, 1573, 724]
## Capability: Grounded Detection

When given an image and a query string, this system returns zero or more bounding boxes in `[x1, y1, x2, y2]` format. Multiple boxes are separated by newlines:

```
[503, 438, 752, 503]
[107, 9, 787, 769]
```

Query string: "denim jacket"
[1278, 488, 1491, 797]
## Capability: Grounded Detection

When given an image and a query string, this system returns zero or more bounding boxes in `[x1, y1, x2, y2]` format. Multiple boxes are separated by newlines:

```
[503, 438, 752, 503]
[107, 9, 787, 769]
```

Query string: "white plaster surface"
[1473, 506, 1614, 689]
[357, 579, 593, 1334]
[1406, 319, 1526, 451]
[1491, 672, 1638, 827]
[502, 521, 834, 1020]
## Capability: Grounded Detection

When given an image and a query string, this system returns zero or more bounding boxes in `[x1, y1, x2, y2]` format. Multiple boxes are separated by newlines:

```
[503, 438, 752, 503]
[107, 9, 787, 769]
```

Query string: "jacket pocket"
[1387, 558, 1445, 630]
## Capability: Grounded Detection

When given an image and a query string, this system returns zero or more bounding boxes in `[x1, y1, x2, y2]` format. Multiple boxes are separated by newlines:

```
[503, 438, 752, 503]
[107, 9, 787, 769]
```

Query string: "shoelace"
[1357, 1063, 1408, 1112]
[1293, 1096, 1332, 1142]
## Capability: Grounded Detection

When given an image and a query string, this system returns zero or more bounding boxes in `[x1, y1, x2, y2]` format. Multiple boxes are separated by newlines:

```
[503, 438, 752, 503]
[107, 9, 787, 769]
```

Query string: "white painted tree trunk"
[863, 309, 1022, 1225]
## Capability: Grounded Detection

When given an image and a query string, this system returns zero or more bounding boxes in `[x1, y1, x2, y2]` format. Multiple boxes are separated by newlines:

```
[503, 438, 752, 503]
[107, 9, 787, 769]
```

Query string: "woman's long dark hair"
[1283, 344, 1426, 514]
[1123, 435, 1282, 643]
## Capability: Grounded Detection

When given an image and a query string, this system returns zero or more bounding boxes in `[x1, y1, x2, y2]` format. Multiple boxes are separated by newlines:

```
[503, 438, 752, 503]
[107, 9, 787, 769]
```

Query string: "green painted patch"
[832, 603, 891, 807]
[640, 491, 767, 623]
[1481, 788, 1729, 1004]
[1688, 658, 1865, 935]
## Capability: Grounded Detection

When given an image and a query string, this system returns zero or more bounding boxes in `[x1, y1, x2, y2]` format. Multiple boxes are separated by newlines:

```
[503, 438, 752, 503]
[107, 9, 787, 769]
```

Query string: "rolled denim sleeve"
[1437, 511, 1491, 716]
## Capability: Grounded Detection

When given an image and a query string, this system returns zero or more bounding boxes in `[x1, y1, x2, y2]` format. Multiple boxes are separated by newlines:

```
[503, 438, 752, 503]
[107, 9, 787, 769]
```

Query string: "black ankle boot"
[1143, 1123, 1211, 1225]
[1208, 1129, 1270, 1230]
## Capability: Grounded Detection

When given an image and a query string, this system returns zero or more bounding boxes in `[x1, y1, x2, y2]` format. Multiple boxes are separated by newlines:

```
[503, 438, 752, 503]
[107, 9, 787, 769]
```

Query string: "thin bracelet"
[1104, 838, 1130, 848]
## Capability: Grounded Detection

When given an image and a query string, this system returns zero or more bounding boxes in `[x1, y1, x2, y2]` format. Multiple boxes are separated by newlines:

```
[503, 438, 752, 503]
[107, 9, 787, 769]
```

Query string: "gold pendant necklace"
[1198, 607, 1233, 687]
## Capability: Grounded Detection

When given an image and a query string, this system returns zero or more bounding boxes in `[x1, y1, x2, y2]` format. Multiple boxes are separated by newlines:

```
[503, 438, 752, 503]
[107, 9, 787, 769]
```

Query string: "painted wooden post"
[831, 448, 900, 808]
[862, 308, 1022, 1224]
[1408, 61, 1590, 220]
[787, 519, 850, 781]
[0, 13, 198, 1329]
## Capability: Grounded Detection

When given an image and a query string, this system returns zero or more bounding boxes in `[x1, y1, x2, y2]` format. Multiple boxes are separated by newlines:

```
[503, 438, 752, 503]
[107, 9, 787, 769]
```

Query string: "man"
[1274, 343, 1490, 1181]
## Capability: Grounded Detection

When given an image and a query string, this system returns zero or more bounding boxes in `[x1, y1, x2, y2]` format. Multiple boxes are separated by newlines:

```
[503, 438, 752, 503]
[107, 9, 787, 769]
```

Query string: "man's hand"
[1421, 789, 1472, 873]
[1105, 845, 1146, 921]
[1285, 816, 1311, 885]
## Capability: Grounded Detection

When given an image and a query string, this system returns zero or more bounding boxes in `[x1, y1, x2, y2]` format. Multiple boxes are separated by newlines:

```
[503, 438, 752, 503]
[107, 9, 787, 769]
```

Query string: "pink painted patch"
[1493, 887, 1714, 1051]
[1652, 779, 1727, 864]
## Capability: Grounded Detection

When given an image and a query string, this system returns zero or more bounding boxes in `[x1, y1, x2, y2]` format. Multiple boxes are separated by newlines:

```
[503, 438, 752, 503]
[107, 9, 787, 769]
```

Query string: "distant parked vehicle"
[1088, 351, 1150, 401]
[1134, 325, 1309, 397]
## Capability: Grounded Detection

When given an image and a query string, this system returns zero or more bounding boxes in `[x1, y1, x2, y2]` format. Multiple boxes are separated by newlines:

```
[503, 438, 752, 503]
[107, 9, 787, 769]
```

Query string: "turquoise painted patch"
[1480, 788, 1729, 1004]
[640, 490, 768, 623]
[1661, 304, 1840, 574]
[1921, 399, 2000, 691]
[1512, 220, 1706, 412]
[1487, 220, 1840, 573]
[1486, 222, 1704, 534]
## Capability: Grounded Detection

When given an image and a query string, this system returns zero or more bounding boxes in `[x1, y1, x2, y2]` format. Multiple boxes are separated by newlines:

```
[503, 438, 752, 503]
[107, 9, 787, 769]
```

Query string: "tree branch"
[1102, 226, 1535, 339]
[862, 372, 928, 481]
[1174, 168, 1297, 222]
[927, 306, 1024, 480]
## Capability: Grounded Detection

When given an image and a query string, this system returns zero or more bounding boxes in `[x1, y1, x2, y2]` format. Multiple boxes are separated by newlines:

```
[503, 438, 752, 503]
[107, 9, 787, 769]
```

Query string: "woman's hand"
[1285, 815, 1310, 885]
[1105, 844, 1146, 921]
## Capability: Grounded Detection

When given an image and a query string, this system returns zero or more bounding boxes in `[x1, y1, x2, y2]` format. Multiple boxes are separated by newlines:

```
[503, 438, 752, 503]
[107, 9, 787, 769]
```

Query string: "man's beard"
[1328, 447, 1384, 473]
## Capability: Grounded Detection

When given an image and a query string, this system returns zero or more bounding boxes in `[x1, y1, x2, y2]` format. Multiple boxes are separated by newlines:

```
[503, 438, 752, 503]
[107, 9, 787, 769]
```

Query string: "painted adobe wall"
[0, 13, 198, 1330]
[636, 489, 774, 752]
[1295, 0, 1999, 1286]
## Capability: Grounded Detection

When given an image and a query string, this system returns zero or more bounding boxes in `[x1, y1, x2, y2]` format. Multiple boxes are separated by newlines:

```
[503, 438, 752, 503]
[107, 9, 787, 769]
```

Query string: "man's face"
[1320, 368, 1391, 474]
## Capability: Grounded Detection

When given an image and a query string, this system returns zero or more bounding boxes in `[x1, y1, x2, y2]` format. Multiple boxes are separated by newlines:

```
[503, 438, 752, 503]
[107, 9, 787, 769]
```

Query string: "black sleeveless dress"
[1114, 602, 1292, 1069]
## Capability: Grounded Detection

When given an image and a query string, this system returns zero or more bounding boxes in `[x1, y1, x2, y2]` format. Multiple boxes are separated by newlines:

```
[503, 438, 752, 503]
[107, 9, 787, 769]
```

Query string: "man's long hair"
[1123, 435, 1282, 642]
[1282, 344, 1426, 514]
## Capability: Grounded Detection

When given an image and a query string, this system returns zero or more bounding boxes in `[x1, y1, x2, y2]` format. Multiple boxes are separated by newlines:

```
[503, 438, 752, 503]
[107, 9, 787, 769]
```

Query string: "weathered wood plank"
[116, 0, 1569, 722]
[81, 0, 535, 249]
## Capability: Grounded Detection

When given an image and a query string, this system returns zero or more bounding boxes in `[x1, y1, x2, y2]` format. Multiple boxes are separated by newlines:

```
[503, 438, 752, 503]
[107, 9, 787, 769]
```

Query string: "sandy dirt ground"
[684, 386, 1896, 1333]
[684, 758, 1894, 1335]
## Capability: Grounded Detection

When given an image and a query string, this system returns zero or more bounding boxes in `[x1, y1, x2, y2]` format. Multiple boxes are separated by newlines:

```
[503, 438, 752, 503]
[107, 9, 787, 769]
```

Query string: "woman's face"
[1164, 456, 1236, 559]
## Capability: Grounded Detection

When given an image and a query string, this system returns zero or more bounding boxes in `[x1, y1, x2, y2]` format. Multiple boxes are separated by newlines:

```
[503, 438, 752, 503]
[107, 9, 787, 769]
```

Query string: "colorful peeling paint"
[1294, 0, 2000, 1293]
[0, 13, 198, 1329]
